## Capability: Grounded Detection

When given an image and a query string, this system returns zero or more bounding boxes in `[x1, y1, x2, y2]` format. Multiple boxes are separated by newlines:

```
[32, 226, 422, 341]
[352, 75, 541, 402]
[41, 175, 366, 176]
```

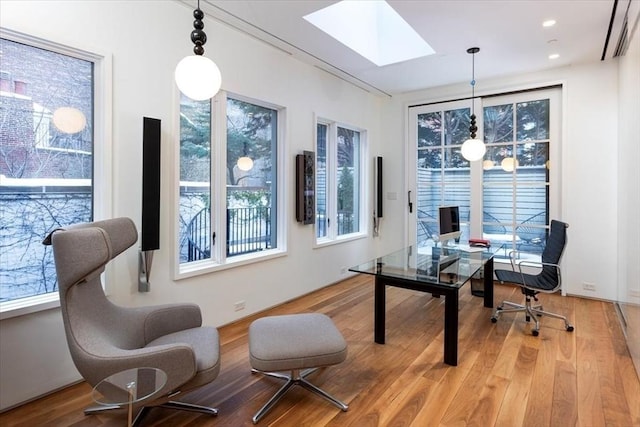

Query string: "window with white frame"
[0, 33, 100, 309]
[315, 119, 366, 242]
[178, 92, 283, 274]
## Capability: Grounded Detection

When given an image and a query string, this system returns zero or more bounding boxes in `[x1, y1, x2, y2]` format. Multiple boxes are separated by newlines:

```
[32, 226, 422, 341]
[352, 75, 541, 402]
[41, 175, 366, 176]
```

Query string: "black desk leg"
[443, 290, 459, 366]
[483, 257, 494, 308]
[374, 277, 385, 344]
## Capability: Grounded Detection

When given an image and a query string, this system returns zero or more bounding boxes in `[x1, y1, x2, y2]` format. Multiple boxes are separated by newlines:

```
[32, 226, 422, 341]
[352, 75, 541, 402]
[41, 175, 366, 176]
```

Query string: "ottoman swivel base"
[251, 367, 348, 424]
[249, 313, 349, 424]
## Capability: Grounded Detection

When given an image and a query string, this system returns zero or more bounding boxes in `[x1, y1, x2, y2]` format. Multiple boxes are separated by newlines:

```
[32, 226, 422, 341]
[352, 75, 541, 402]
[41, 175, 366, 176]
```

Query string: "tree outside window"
[179, 95, 279, 266]
[0, 36, 94, 303]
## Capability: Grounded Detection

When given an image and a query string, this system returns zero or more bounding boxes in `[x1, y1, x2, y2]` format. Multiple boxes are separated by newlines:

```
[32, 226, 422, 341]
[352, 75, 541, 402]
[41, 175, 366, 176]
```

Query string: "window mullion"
[212, 92, 227, 263]
[328, 123, 338, 240]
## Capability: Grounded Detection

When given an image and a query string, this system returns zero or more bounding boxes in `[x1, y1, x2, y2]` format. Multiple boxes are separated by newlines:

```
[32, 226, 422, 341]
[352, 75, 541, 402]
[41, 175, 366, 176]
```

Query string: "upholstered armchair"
[43, 217, 220, 425]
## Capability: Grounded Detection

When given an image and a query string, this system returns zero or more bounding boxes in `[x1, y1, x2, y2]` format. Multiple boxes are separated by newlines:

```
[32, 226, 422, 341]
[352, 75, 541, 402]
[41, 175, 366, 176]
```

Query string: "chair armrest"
[516, 261, 562, 291]
[510, 253, 560, 274]
[516, 260, 560, 274]
[507, 250, 524, 271]
[139, 303, 203, 344]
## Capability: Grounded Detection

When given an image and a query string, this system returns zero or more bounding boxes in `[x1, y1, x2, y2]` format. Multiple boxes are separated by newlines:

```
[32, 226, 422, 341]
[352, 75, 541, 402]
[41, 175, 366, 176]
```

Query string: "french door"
[407, 88, 561, 260]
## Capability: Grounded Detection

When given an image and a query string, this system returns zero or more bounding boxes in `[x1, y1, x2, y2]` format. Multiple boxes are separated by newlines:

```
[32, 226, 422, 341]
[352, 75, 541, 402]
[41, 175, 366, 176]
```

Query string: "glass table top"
[349, 243, 503, 289]
[92, 367, 167, 407]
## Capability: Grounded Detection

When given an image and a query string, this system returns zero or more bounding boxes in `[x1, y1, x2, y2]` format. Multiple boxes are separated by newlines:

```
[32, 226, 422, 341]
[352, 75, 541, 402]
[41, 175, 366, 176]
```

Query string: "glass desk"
[349, 243, 501, 366]
[92, 367, 167, 427]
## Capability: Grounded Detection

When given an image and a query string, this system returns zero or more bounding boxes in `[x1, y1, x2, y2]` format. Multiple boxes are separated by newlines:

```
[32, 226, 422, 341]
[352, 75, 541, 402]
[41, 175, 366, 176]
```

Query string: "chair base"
[251, 368, 348, 424]
[491, 297, 574, 336]
[85, 400, 218, 426]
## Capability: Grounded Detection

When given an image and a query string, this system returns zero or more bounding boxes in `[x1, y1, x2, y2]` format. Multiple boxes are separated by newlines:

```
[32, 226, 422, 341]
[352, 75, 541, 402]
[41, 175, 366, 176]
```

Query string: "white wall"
[0, 0, 383, 410]
[617, 16, 640, 375]
[385, 60, 621, 301]
[617, 15, 640, 304]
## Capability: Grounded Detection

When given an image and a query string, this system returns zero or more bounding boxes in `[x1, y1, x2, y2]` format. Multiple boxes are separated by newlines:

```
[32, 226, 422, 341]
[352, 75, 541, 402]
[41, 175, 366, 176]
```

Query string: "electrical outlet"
[234, 300, 246, 311]
[582, 282, 596, 292]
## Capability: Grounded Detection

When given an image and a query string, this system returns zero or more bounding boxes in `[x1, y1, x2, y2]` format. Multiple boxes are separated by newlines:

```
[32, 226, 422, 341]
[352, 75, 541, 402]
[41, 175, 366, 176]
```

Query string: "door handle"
[408, 191, 413, 213]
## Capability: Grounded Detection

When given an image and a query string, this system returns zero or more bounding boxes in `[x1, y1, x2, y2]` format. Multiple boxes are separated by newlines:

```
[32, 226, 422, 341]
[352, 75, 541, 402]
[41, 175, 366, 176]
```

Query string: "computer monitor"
[438, 206, 461, 245]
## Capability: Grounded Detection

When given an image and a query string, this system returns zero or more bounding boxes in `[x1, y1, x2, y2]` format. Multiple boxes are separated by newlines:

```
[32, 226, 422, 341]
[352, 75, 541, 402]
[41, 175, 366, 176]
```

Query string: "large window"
[0, 32, 101, 310]
[178, 93, 283, 274]
[409, 88, 560, 260]
[315, 120, 366, 242]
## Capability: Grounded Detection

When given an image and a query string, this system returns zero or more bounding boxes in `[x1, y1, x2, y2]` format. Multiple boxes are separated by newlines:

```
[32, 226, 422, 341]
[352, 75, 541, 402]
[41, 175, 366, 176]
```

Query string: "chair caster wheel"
[491, 317, 497, 323]
[567, 325, 574, 332]
[532, 330, 539, 337]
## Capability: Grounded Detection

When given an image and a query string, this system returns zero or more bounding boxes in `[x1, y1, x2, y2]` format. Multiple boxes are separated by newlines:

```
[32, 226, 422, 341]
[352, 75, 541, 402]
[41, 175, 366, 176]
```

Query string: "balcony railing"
[185, 206, 272, 262]
[316, 210, 354, 237]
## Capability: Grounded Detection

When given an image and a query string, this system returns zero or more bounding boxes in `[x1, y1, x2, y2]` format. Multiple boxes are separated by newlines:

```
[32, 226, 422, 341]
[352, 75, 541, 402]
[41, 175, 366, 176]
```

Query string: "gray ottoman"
[249, 313, 348, 423]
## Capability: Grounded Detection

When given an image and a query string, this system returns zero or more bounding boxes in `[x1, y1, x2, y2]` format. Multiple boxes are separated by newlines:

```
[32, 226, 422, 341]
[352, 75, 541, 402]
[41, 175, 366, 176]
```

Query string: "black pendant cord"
[467, 47, 480, 139]
[191, 0, 207, 56]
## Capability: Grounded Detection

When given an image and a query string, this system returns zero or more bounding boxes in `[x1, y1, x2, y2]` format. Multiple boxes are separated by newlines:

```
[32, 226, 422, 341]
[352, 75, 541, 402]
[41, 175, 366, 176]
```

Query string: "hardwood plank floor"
[1, 275, 639, 427]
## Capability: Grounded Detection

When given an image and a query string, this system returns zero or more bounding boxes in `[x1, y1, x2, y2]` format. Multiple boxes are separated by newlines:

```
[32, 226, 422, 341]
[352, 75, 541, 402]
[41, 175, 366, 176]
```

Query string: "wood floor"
[2, 275, 639, 427]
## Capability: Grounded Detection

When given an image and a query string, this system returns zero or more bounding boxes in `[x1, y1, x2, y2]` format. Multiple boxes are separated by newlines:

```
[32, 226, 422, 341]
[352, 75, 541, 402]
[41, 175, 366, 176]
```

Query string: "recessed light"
[543, 19, 556, 27]
[304, 0, 435, 66]
[549, 53, 560, 60]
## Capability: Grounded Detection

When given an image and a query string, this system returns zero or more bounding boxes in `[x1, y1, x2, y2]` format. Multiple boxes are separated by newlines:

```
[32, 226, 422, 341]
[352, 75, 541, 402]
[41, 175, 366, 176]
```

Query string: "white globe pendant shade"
[482, 159, 494, 170]
[52, 107, 87, 134]
[175, 55, 222, 101]
[237, 156, 254, 171]
[460, 138, 486, 162]
[501, 157, 519, 172]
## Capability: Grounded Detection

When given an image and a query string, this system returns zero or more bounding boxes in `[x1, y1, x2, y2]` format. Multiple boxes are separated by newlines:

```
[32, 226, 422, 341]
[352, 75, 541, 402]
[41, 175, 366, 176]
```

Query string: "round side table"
[92, 367, 167, 427]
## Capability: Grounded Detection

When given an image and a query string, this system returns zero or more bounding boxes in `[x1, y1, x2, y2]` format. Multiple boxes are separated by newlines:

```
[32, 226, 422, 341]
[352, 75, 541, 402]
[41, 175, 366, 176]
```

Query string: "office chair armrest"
[515, 260, 560, 272]
[139, 303, 203, 344]
[516, 261, 562, 292]
[507, 250, 526, 271]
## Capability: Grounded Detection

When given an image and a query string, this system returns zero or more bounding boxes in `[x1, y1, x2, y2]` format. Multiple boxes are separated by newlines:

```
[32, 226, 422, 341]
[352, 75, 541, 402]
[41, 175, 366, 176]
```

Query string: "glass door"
[407, 99, 478, 247]
[407, 88, 561, 262]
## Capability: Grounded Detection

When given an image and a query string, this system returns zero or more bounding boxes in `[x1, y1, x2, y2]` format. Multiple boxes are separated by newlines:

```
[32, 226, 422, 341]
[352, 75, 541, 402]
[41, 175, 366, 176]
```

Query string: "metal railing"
[185, 206, 272, 261]
[186, 207, 358, 262]
[316, 210, 354, 237]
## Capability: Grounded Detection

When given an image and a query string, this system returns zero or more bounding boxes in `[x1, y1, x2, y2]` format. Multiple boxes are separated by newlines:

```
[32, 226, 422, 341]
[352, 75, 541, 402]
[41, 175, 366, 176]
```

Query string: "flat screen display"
[438, 206, 461, 243]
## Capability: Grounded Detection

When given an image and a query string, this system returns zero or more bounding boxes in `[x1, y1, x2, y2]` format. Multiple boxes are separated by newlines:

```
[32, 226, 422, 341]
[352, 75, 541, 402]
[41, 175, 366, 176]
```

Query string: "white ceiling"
[200, 0, 620, 96]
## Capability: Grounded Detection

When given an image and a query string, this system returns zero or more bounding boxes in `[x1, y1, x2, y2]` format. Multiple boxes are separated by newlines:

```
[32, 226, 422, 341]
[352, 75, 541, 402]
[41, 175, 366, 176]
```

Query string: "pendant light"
[237, 156, 254, 171]
[174, 0, 222, 101]
[52, 107, 86, 134]
[501, 157, 519, 172]
[460, 47, 486, 162]
[237, 141, 254, 171]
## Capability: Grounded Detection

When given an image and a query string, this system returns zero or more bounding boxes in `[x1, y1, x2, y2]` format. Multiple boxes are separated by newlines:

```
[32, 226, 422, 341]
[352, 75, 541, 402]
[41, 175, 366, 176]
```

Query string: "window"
[178, 93, 283, 275]
[315, 119, 366, 243]
[409, 88, 560, 260]
[0, 31, 105, 312]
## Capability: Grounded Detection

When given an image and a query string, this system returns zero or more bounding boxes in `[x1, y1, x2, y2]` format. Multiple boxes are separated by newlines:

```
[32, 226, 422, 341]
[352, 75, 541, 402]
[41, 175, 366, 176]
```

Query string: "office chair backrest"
[539, 219, 568, 287]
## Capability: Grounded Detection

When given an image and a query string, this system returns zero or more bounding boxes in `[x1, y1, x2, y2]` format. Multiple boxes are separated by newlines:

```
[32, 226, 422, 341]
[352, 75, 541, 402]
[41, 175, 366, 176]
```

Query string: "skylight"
[303, 0, 435, 67]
